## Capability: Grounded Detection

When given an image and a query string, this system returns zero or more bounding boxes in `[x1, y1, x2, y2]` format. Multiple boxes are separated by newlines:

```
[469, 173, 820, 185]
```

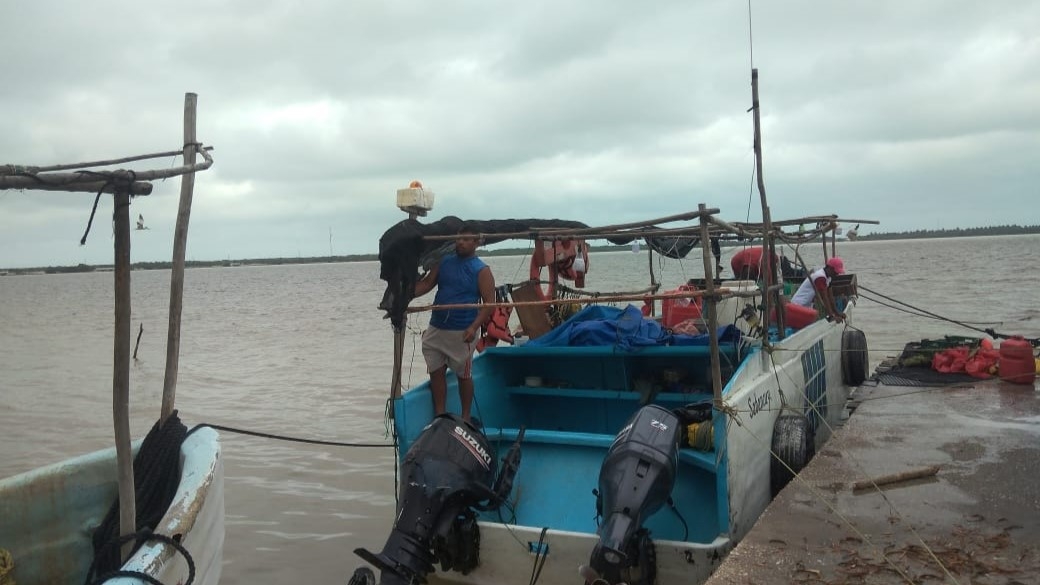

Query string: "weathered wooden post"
[112, 186, 136, 561]
[161, 93, 198, 425]
[699, 204, 724, 405]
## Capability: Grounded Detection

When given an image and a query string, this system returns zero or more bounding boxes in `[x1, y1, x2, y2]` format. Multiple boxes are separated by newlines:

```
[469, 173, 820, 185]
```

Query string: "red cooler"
[662, 285, 702, 328]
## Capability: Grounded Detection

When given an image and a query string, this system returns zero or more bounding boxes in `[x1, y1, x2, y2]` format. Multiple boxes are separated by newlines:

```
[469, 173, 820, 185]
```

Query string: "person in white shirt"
[790, 257, 846, 323]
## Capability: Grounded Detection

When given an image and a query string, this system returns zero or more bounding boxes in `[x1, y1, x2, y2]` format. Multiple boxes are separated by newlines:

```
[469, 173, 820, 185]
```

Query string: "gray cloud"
[2, 0, 1037, 268]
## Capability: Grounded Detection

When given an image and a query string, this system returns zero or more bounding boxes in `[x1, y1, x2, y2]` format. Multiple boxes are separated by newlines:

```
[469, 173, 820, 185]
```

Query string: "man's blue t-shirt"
[430, 254, 487, 330]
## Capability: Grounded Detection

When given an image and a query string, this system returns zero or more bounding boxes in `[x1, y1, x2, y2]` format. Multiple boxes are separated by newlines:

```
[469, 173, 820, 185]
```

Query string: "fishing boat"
[0, 93, 223, 585]
[354, 71, 876, 585]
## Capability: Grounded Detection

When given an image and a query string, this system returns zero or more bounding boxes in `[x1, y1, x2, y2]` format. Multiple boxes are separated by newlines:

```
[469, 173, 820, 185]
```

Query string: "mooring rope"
[192, 423, 394, 448]
[859, 284, 1039, 346]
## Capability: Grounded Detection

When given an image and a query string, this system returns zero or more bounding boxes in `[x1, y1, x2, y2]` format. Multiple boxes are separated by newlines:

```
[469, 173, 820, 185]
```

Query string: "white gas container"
[396, 181, 435, 213]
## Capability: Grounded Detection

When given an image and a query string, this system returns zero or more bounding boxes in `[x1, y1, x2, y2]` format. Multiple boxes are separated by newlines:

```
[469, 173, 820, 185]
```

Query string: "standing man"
[790, 257, 846, 323]
[412, 225, 495, 422]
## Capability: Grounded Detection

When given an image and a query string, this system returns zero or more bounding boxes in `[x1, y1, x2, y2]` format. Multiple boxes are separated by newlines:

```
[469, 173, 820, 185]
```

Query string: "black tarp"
[377, 216, 710, 329]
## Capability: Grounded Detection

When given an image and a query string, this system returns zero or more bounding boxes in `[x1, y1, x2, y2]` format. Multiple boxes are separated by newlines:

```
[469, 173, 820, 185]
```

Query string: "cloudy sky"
[1, 1, 1037, 268]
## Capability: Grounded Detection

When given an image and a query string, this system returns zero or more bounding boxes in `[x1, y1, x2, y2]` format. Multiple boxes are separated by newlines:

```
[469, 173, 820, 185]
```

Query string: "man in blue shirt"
[413, 225, 496, 422]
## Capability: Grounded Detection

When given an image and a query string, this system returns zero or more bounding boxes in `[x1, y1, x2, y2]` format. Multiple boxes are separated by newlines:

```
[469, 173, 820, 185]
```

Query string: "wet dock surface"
[706, 376, 1040, 584]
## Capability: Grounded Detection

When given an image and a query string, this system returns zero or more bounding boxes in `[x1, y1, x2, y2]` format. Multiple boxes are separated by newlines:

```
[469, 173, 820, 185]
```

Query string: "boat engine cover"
[591, 405, 680, 584]
[355, 414, 496, 585]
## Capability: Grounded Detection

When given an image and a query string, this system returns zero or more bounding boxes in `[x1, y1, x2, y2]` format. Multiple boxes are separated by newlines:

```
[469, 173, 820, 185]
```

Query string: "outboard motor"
[352, 414, 523, 585]
[584, 405, 681, 585]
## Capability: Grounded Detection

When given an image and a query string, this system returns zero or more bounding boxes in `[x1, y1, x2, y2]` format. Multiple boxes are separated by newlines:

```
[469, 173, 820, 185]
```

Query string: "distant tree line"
[855, 224, 1040, 241]
[3, 224, 1038, 274]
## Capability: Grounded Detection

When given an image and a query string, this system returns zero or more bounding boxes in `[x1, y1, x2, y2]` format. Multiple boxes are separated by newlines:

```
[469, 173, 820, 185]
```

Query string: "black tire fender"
[770, 414, 816, 497]
[841, 329, 869, 386]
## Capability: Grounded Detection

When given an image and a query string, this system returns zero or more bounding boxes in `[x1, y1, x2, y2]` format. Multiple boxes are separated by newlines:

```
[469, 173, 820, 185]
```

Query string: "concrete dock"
[706, 375, 1040, 584]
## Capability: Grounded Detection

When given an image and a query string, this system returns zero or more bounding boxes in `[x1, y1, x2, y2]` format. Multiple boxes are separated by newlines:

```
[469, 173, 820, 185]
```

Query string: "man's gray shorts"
[422, 326, 474, 379]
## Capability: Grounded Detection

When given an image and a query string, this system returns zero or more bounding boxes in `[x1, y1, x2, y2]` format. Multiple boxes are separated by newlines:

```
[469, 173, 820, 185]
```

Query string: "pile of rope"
[87, 412, 187, 581]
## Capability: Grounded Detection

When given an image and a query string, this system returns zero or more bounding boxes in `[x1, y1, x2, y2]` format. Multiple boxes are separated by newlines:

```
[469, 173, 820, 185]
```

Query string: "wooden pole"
[852, 465, 941, 491]
[132, 323, 144, 361]
[112, 188, 136, 561]
[699, 204, 723, 405]
[752, 69, 782, 337]
[0, 147, 213, 175]
[391, 325, 405, 399]
[405, 288, 738, 313]
[751, 69, 780, 341]
[0, 178, 154, 194]
[161, 93, 198, 425]
[646, 248, 656, 317]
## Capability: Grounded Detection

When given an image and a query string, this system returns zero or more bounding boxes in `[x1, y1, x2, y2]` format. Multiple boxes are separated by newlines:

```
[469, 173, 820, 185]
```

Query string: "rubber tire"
[841, 330, 869, 386]
[770, 414, 816, 497]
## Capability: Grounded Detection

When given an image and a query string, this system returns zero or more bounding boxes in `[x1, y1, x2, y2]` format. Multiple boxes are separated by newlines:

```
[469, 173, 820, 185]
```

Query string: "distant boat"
[136, 214, 149, 230]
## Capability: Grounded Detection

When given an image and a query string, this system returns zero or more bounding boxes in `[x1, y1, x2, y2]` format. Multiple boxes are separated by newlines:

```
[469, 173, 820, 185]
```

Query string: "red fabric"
[812, 276, 829, 293]
[932, 346, 1000, 379]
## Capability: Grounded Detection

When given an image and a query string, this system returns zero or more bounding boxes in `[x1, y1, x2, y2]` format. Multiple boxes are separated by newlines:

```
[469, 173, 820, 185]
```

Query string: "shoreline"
[3, 229, 1039, 275]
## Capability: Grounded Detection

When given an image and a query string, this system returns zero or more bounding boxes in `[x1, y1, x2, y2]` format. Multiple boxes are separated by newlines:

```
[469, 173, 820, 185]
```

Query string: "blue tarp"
[526, 304, 741, 351]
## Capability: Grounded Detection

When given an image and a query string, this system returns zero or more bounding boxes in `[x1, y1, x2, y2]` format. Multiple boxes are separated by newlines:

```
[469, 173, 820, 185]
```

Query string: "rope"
[85, 529, 195, 585]
[527, 527, 550, 585]
[193, 423, 394, 448]
[80, 188, 106, 245]
[859, 284, 1037, 346]
[88, 412, 187, 581]
[685, 421, 713, 451]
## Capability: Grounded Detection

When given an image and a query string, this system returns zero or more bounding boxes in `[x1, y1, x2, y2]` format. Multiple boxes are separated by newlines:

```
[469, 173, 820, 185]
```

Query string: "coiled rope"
[88, 412, 187, 581]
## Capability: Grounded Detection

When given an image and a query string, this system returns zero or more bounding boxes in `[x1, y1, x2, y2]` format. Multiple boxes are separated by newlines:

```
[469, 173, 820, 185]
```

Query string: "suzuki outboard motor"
[586, 405, 681, 585]
[353, 414, 522, 585]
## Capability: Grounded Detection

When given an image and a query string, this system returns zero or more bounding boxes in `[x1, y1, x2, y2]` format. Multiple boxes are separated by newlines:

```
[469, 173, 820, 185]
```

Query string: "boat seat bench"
[481, 427, 718, 472]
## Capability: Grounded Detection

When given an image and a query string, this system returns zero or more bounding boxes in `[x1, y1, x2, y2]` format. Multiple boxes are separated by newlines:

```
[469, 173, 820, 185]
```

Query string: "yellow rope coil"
[686, 421, 714, 451]
[0, 548, 15, 585]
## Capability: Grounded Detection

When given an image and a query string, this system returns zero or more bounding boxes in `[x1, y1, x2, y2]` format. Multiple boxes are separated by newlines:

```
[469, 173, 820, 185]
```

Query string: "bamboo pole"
[699, 204, 724, 405]
[0, 153, 212, 192]
[406, 288, 738, 313]
[391, 325, 405, 399]
[421, 209, 721, 241]
[0, 146, 214, 175]
[112, 188, 136, 561]
[0, 179, 154, 195]
[646, 247, 657, 317]
[161, 93, 198, 425]
[751, 69, 780, 341]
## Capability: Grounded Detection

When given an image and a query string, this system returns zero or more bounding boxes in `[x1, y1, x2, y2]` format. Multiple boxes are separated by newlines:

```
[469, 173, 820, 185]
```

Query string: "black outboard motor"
[585, 405, 681, 585]
[353, 414, 522, 585]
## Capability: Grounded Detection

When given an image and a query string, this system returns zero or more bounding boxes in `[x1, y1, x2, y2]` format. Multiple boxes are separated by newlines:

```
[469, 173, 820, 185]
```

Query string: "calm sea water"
[2, 235, 1038, 584]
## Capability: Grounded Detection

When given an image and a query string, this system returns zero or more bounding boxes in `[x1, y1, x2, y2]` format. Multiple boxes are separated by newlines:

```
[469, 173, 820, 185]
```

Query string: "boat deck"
[705, 373, 1040, 584]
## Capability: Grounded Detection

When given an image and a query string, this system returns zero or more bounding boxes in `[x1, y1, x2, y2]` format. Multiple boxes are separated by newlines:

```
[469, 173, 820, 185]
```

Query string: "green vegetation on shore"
[4, 224, 1038, 275]
[853, 224, 1040, 241]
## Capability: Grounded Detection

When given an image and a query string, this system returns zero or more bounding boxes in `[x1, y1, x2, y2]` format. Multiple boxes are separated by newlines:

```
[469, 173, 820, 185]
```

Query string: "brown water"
[2, 235, 1038, 584]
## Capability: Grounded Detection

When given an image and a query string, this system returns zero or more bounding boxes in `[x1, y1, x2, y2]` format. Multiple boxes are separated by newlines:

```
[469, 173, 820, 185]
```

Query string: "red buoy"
[730, 246, 778, 281]
[770, 302, 818, 330]
[999, 336, 1036, 385]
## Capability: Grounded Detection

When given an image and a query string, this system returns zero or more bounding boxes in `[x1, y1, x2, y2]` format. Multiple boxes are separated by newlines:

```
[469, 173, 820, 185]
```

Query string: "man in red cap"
[790, 257, 846, 322]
